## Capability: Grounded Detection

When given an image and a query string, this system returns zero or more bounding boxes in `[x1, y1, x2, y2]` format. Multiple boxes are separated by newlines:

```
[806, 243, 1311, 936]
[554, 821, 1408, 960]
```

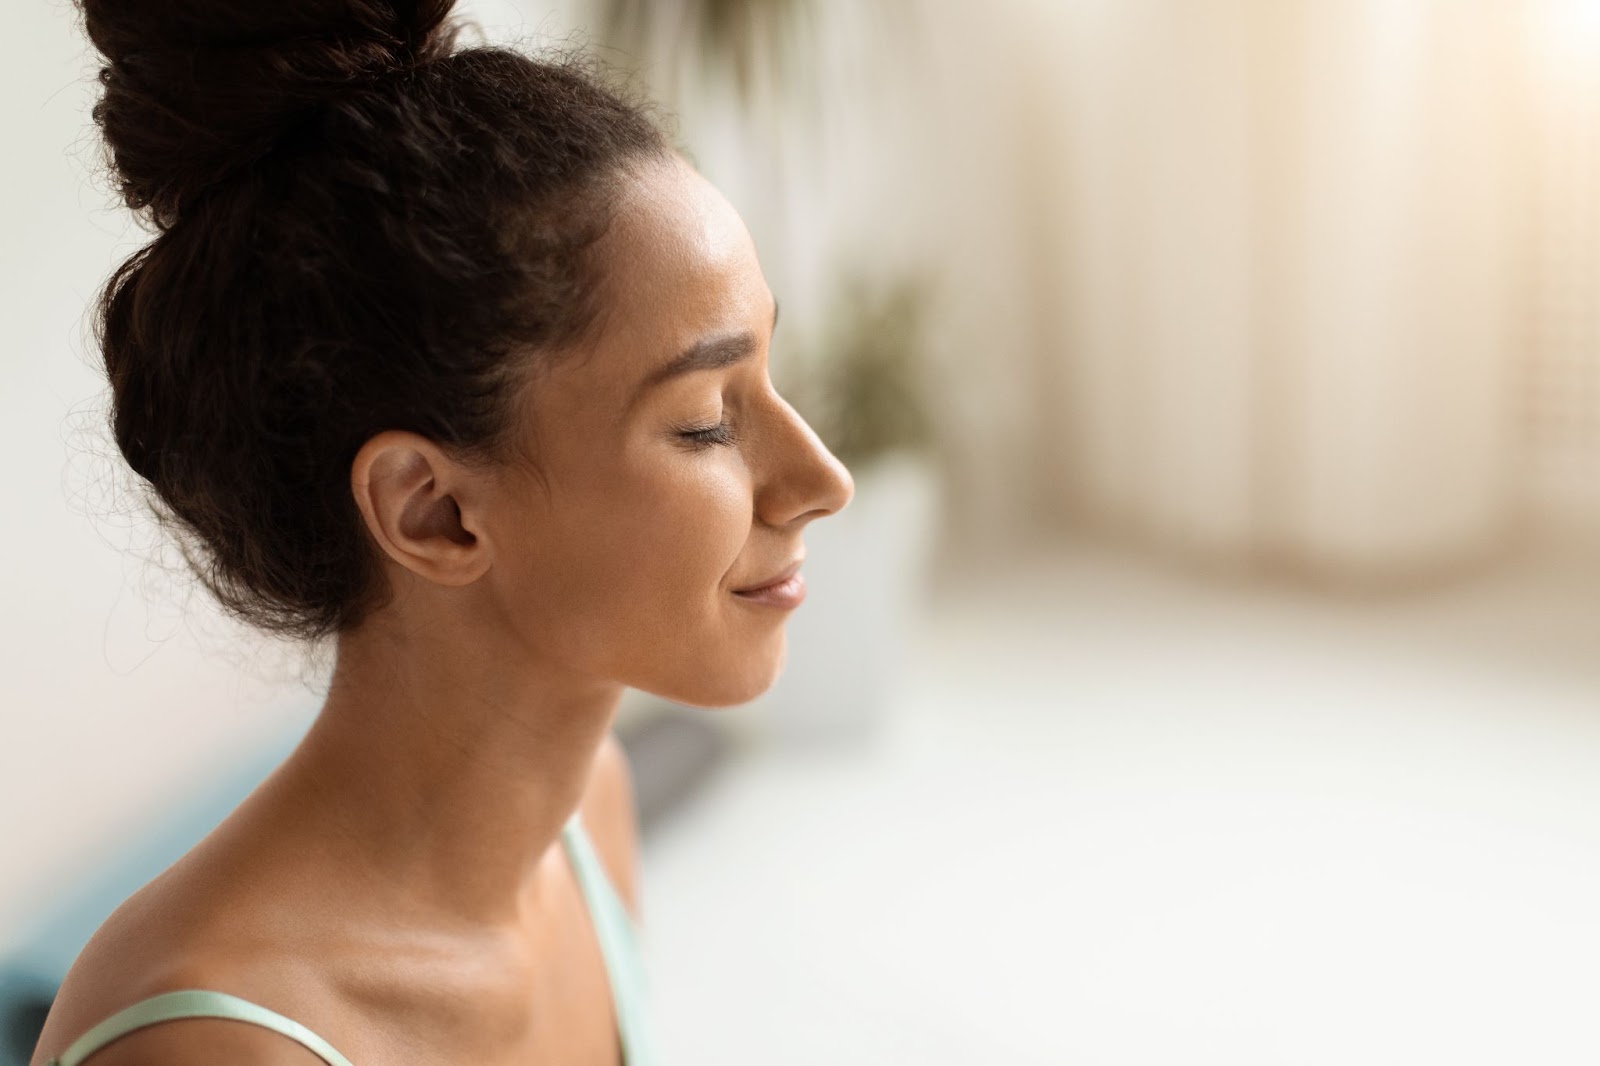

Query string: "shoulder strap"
[561, 809, 639, 929]
[562, 811, 656, 1066]
[46, 989, 355, 1066]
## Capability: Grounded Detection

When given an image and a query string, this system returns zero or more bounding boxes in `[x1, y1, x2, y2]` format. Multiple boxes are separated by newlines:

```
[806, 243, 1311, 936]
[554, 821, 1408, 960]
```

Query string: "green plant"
[597, 0, 814, 110]
[784, 273, 935, 471]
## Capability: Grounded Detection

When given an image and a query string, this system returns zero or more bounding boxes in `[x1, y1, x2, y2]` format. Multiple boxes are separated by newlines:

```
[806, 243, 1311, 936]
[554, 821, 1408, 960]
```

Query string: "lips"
[732, 557, 804, 594]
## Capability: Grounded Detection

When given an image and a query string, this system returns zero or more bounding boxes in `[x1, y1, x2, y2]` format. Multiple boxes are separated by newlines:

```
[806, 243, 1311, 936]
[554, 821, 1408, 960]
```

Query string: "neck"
[271, 616, 626, 927]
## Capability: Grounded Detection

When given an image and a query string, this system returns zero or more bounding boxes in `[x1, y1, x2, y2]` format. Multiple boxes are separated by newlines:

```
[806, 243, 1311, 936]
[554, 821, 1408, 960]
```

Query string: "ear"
[349, 430, 493, 588]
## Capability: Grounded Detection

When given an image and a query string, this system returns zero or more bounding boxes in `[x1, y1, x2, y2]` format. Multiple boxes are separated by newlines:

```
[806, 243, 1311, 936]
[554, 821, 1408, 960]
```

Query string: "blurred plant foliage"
[782, 274, 936, 471]
[597, 0, 815, 109]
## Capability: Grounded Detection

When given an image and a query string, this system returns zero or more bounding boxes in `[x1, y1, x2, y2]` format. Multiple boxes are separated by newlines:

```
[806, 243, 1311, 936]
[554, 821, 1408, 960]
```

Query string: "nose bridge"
[753, 386, 855, 525]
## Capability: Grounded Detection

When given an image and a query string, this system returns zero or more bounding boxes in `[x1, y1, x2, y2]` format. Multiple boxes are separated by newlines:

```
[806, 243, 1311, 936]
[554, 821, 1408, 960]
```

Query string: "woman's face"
[481, 153, 855, 707]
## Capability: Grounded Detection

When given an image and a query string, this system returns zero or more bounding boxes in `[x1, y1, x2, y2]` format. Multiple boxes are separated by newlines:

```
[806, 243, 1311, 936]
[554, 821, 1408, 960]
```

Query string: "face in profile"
[478, 152, 855, 708]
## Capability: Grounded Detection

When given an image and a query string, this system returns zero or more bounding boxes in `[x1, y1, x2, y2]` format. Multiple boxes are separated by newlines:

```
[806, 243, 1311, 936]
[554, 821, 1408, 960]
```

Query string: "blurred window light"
[1534, 0, 1600, 65]
[1522, 0, 1600, 531]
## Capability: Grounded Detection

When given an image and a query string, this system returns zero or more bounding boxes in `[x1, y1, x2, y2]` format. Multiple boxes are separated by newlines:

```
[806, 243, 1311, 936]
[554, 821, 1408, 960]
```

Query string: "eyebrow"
[628, 299, 780, 410]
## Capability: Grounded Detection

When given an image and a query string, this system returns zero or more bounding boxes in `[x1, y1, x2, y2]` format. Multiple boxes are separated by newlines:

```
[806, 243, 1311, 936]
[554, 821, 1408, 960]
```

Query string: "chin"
[657, 672, 781, 710]
[645, 639, 788, 709]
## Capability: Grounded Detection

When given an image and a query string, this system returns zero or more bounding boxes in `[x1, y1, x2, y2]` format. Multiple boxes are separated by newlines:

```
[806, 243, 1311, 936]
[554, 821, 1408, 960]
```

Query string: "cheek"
[501, 446, 770, 699]
[629, 457, 751, 593]
[550, 451, 752, 620]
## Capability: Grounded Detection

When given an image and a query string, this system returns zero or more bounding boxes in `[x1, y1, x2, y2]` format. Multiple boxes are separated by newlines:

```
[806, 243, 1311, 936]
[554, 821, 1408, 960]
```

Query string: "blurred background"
[9, 0, 1600, 1062]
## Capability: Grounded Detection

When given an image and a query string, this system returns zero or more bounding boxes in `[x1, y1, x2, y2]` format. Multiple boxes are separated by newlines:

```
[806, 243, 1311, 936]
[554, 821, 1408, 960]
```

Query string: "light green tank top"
[42, 811, 654, 1066]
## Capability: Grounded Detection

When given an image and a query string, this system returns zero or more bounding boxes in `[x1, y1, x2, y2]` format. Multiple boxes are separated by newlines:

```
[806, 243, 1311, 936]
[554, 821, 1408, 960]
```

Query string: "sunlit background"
[8, 0, 1600, 1062]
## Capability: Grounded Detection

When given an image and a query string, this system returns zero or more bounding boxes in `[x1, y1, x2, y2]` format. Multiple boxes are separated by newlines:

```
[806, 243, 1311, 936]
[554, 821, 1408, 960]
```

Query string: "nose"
[752, 388, 855, 529]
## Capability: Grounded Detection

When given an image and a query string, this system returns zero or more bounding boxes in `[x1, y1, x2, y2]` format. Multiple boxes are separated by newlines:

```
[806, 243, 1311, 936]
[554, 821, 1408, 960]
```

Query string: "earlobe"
[350, 430, 493, 588]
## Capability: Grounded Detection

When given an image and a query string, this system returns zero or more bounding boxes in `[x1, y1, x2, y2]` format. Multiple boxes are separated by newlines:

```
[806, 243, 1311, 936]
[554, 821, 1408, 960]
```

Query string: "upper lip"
[733, 557, 805, 594]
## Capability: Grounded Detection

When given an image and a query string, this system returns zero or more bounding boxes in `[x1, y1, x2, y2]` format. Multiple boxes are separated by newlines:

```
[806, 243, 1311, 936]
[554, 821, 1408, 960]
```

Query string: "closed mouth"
[732, 557, 804, 594]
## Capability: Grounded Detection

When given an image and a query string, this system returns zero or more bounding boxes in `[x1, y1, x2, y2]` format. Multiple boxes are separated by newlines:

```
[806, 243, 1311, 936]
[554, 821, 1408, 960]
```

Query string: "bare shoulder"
[576, 729, 642, 919]
[32, 933, 342, 1066]
[30, 868, 350, 1066]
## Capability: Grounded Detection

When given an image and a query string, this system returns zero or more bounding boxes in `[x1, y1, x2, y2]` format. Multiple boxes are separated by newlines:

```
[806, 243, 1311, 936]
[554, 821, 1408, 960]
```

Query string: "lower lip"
[732, 573, 806, 609]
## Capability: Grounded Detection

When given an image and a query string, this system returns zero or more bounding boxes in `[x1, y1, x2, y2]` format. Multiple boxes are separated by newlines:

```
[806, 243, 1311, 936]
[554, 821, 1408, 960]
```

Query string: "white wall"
[0, 1, 330, 949]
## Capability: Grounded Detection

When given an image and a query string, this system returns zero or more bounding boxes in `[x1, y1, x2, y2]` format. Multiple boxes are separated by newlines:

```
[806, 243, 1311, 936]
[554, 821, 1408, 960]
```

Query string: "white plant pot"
[743, 447, 943, 747]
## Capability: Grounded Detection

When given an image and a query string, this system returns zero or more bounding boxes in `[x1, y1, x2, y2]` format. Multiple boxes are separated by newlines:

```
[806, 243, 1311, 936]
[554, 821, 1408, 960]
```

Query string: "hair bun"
[81, 0, 460, 228]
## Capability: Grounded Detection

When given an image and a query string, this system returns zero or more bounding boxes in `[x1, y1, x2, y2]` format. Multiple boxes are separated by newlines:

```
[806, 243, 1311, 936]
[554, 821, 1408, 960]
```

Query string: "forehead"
[585, 155, 771, 379]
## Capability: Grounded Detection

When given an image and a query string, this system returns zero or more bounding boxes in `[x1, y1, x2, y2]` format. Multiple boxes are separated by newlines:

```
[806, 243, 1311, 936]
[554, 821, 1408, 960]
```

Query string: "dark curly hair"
[77, 0, 670, 643]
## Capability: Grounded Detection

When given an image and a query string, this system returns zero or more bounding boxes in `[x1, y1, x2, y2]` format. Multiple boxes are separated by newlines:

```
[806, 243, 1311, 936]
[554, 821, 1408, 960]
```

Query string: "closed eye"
[677, 418, 739, 449]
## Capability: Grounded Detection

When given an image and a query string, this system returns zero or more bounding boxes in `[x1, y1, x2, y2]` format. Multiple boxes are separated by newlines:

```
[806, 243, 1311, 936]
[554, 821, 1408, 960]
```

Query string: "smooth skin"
[30, 152, 855, 1066]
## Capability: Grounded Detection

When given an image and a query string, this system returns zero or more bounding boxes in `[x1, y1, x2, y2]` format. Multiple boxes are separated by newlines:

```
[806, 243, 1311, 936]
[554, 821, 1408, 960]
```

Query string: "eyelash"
[678, 418, 739, 449]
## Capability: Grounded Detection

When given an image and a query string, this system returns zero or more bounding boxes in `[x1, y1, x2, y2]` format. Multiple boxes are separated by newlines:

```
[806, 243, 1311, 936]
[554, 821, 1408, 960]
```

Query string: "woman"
[30, 1, 854, 1063]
